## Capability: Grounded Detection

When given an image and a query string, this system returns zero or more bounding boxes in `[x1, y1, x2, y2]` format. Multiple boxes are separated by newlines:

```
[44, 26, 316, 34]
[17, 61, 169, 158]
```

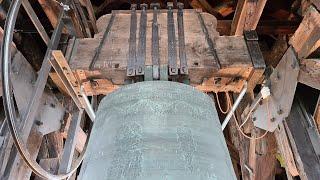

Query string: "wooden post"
[37, 0, 61, 28]
[289, 5, 320, 59]
[231, 0, 267, 36]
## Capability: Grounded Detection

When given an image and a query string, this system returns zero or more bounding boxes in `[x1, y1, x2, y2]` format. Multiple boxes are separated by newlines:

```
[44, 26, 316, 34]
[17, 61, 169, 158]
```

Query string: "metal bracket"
[244, 30, 265, 69]
[252, 47, 299, 132]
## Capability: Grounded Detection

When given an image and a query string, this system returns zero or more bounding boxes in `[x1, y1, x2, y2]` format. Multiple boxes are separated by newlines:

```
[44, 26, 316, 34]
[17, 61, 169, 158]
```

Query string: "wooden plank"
[74, 70, 118, 96]
[218, 20, 300, 36]
[59, 110, 83, 173]
[61, 113, 87, 153]
[285, 99, 320, 180]
[196, 78, 246, 93]
[46, 131, 64, 158]
[274, 123, 299, 177]
[289, 5, 320, 59]
[231, 0, 267, 36]
[298, 59, 320, 90]
[50, 50, 85, 109]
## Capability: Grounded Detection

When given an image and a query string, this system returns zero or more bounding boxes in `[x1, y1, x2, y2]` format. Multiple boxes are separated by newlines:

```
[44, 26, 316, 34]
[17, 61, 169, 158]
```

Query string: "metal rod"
[151, 3, 160, 80]
[127, 4, 137, 76]
[22, 0, 50, 45]
[80, 86, 96, 121]
[136, 3, 147, 75]
[167, 2, 178, 75]
[197, 12, 221, 70]
[89, 13, 115, 70]
[221, 82, 248, 131]
[20, 14, 64, 143]
[177, 3, 188, 75]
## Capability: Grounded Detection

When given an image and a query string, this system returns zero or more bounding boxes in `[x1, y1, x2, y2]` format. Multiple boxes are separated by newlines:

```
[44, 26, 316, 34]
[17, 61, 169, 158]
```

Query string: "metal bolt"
[277, 109, 283, 115]
[252, 117, 257, 122]
[291, 60, 297, 69]
[35, 120, 43, 126]
[270, 118, 276, 122]
[276, 71, 281, 80]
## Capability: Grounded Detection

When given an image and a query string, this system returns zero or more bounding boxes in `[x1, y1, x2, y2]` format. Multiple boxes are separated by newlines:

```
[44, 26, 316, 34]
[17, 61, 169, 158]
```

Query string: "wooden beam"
[62, 113, 87, 153]
[314, 96, 320, 131]
[84, 0, 98, 33]
[289, 5, 320, 59]
[218, 19, 300, 36]
[198, 0, 219, 16]
[298, 59, 320, 90]
[195, 78, 246, 93]
[231, 0, 267, 36]
[37, 0, 86, 36]
[34, 158, 59, 180]
[59, 110, 83, 173]
[37, 0, 61, 28]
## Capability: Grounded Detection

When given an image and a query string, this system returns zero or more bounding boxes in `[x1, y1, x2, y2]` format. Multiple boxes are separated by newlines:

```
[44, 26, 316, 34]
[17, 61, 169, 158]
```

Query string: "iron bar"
[22, 0, 50, 45]
[221, 82, 248, 130]
[197, 12, 221, 70]
[136, 3, 147, 75]
[167, 2, 178, 75]
[89, 13, 115, 70]
[127, 4, 137, 76]
[177, 3, 188, 75]
[151, 3, 160, 80]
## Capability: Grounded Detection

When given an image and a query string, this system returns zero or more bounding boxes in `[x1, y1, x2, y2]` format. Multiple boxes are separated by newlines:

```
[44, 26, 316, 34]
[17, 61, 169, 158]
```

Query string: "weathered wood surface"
[274, 123, 299, 177]
[68, 10, 254, 87]
[298, 59, 320, 90]
[289, 5, 320, 59]
[231, 0, 267, 36]
[34, 158, 59, 180]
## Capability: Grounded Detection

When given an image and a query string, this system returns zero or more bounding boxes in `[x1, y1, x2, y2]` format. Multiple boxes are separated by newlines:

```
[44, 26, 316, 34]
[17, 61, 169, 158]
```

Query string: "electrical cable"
[1, 0, 90, 179]
[215, 92, 230, 114]
[226, 93, 269, 140]
[239, 96, 262, 129]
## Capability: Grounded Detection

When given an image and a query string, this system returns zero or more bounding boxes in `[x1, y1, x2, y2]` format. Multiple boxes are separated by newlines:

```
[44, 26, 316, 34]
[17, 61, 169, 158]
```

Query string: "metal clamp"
[244, 30, 265, 69]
